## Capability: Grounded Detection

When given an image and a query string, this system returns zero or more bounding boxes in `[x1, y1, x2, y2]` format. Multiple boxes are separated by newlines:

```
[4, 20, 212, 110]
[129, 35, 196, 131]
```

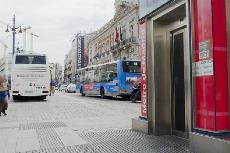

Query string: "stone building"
[83, 32, 95, 67]
[53, 63, 63, 85]
[88, 0, 139, 66]
[0, 42, 11, 82]
[64, 51, 73, 83]
[64, 33, 86, 83]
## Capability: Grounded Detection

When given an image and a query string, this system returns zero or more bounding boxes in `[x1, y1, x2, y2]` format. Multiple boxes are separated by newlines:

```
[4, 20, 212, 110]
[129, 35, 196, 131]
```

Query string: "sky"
[0, 0, 115, 65]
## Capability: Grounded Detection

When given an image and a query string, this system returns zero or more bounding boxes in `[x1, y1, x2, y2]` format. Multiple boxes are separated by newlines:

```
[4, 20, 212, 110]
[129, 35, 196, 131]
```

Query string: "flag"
[115, 27, 119, 43]
[120, 27, 123, 42]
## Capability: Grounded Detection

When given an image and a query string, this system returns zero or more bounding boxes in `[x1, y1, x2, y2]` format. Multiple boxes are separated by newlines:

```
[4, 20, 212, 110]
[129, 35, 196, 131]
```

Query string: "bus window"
[32, 56, 46, 64]
[123, 61, 141, 73]
[15, 55, 46, 64]
[107, 71, 117, 81]
[79, 70, 85, 83]
[15, 56, 29, 64]
[94, 68, 100, 82]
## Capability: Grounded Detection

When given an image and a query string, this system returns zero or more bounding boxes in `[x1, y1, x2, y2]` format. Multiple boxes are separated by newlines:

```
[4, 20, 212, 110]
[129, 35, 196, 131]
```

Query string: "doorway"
[171, 29, 186, 137]
[151, 2, 190, 138]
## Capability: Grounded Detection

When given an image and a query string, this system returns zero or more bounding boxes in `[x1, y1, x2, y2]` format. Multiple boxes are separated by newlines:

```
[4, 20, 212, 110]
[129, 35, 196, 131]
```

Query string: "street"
[0, 92, 191, 153]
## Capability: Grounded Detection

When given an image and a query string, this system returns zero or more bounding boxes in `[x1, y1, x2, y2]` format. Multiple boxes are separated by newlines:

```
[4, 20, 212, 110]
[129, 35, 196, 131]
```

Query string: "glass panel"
[122, 61, 141, 73]
[15, 55, 46, 64]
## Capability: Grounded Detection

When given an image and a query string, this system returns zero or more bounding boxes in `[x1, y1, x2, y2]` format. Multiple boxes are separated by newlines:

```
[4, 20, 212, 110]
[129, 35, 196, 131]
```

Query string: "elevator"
[150, 2, 190, 138]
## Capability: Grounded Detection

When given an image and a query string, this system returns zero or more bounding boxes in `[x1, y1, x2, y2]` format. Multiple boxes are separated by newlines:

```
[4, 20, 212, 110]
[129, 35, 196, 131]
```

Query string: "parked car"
[59, 84, 68, 92]
[66, 83, 76, 93]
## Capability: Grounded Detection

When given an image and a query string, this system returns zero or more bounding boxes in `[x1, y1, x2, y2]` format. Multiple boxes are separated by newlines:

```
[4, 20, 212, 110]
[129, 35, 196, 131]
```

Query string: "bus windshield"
[15, 55, 46, 64]
[123, 61, 141, 73]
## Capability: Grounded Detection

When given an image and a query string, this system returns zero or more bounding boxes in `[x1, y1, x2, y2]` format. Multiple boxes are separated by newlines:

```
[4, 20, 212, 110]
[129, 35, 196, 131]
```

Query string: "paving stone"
[19, 121, 67, 130]
[16, 130, 40, 152]
[36, 128, 64, 149]
[55, 127, 87, 146]
[18, 129, 192, 153]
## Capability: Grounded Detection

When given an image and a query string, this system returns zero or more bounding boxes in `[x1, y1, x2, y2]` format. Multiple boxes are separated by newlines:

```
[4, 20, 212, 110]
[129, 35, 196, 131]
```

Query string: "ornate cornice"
[89, 2, 138, 42]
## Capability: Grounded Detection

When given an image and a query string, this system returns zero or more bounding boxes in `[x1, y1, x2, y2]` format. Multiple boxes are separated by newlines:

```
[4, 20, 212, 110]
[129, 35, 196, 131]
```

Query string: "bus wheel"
[13, 95, 19, 101]
[39, 96, 46, 101]
[100, 88, 105, 99]
[130, 95, 136, 103]
[121, 95, 130, 100]
[80, 88, 85, 96]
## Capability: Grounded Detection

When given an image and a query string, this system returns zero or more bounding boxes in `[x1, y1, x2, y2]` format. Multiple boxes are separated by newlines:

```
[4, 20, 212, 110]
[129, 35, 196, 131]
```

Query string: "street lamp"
[5, 15, 23, 55]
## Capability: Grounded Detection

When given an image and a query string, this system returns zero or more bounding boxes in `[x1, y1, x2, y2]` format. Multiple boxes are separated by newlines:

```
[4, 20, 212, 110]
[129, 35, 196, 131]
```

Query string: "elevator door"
[172, 29, 186, 135]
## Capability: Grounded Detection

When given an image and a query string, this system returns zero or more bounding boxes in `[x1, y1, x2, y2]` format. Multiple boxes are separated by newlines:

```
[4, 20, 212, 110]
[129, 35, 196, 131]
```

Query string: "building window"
[112, 33, 115, 46]
[129, 25, 134, 38]
[122, 29, 126, 40]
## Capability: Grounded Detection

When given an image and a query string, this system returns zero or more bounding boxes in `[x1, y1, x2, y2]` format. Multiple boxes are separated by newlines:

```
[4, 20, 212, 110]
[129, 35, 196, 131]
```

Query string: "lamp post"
[5, 15, 23, 55]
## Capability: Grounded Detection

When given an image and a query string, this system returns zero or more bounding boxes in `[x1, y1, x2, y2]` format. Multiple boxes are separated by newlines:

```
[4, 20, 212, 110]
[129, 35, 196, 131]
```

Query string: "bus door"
[105, 71, 119, 96]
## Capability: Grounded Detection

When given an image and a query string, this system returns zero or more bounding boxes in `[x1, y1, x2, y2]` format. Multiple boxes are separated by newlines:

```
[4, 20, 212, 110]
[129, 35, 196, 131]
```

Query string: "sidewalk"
[0, 93, 192, 153]
[0, 121, 192, 153]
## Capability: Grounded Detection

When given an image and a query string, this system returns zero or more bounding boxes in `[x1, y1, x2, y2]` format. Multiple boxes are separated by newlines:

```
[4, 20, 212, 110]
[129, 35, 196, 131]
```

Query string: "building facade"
[48, 63, 56, 84]
[83, 33, 95, 67]
[132, 0, 230, 153]
[88, 0, 139, 66]
[0, 54, 12, 82]
[64, 33, 86, 83]
[0, 42, 11, 82]
[64, 51, 73, 83]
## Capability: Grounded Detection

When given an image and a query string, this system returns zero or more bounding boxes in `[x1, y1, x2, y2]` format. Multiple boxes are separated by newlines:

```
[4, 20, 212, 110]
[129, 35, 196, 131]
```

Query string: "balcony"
[93, 53, 102, 59]
[127, 36, 137, 43]
[110, 37, 138, 51]
[111, 43, 120, 52]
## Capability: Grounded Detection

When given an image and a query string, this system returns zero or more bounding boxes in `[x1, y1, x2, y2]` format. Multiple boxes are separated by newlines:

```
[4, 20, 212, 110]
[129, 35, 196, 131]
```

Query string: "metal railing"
[110, 36, 137, 51]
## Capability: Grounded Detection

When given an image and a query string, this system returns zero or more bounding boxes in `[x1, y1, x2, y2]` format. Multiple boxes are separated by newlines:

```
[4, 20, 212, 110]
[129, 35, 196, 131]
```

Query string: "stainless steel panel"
[146, 1, 191, 137]
[153, 23, 172, 135]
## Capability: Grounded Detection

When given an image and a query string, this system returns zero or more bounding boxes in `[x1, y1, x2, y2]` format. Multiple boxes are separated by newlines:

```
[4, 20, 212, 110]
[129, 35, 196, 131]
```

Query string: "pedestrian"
[51, 86, 55, 96]
[0, 75, 9, 116]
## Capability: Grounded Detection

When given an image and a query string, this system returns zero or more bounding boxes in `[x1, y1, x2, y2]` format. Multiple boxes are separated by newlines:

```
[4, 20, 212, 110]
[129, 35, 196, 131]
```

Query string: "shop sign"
[193, 59, 214, 77]
[139, 0, 171, 18]
[139, 22, 147, 119]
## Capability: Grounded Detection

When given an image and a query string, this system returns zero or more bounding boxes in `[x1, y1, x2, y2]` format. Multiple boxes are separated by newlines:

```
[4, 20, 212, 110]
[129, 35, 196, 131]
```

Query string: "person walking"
[51, 86, 55, 96]
[0, 75, 9, 116]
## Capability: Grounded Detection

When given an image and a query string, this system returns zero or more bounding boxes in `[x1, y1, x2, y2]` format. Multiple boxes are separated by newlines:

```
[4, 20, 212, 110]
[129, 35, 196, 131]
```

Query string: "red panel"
[193, 0, 215, 131]
[193, 0, 229, 131]
[212, 0, 229, 130]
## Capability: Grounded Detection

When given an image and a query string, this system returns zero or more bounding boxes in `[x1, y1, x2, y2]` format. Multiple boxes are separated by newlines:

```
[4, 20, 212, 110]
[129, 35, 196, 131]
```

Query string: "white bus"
[11, 52, 50, 100]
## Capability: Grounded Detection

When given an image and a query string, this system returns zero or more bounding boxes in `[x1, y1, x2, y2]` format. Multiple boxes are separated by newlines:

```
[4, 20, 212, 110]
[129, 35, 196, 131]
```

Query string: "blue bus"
[76, 60, 141, 99]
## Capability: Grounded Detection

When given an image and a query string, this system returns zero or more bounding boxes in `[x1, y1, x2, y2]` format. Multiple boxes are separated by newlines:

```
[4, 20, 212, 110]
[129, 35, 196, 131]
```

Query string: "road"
[0, 91, 191, 153]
